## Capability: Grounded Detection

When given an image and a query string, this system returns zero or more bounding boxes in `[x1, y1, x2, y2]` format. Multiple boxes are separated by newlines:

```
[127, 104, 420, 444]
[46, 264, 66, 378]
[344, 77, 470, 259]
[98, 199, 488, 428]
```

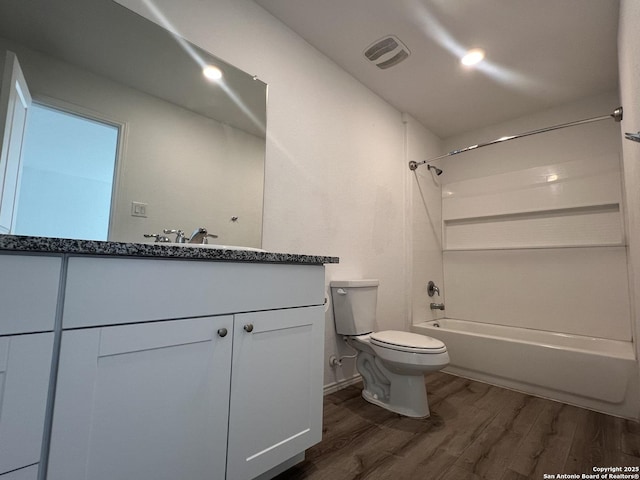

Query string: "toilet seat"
[370, 330, 447, 354]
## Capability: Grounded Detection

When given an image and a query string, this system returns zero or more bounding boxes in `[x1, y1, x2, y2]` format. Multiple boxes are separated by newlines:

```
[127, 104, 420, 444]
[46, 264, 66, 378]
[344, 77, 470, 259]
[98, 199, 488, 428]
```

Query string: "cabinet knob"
[217, 328, 228, 337]
[243, 324, 254, 333]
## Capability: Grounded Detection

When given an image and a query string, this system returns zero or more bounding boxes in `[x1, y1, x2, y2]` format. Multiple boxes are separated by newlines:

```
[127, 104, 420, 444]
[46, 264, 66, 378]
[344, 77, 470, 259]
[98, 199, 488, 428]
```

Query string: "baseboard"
[323, 374, 361, 395]
[253, 452, 305, 480]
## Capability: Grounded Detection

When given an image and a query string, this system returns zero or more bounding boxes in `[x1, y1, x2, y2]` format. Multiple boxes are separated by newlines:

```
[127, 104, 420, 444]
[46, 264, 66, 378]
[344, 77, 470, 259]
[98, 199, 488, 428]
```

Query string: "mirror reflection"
[0, 0, 267, 247]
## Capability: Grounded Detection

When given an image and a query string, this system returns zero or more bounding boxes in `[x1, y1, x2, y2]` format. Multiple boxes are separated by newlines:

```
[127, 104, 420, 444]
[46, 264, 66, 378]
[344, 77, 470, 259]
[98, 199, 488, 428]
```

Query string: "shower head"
[427, 164, 443, 176]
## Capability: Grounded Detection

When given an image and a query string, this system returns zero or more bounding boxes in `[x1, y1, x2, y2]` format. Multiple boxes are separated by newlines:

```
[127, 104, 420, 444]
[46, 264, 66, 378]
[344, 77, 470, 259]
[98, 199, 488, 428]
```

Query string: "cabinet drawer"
[0, 254, 61, 334]
[63, 256, 325, 328]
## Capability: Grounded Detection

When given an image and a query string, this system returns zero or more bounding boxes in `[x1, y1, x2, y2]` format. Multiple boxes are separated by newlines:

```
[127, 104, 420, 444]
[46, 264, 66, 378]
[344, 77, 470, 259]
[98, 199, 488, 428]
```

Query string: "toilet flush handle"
[336, 288, 347, 295]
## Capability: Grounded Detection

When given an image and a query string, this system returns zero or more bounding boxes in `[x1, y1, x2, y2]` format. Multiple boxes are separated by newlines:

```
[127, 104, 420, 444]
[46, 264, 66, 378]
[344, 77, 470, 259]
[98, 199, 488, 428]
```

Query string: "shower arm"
[408, 106, 623, 171]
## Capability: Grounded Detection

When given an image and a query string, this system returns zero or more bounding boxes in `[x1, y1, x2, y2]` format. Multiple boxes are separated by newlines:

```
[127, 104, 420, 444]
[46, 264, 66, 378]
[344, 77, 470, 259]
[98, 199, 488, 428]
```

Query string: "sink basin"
[166, 242, 266, 252]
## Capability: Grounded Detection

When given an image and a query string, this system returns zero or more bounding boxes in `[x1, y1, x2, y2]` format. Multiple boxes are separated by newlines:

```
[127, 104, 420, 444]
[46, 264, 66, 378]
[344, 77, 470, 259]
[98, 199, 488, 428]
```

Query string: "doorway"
[14, 103, 119, 240]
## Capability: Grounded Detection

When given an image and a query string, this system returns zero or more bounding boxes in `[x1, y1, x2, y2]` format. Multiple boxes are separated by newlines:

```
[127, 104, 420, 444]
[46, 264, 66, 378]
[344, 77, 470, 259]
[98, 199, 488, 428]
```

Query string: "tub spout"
[430, 302, 445, 311]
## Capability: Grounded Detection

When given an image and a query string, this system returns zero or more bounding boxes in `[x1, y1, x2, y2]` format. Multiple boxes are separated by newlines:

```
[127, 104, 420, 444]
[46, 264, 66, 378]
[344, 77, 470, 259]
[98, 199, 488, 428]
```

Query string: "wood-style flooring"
[276, 372, 640, 480]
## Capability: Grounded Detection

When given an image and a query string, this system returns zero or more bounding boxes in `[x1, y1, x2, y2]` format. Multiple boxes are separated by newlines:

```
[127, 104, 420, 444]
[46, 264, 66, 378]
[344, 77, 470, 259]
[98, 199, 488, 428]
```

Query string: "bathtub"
[412, 318, 639, 419]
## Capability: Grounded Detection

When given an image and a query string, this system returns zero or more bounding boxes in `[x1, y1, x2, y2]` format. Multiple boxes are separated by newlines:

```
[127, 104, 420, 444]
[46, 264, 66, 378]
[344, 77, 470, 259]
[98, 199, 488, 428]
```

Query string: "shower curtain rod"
[408, 106, 623, 171]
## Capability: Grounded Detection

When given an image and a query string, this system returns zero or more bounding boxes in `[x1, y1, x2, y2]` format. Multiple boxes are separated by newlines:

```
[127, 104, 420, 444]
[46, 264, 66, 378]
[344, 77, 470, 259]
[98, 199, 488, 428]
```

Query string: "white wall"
[434, 92, 632, 342]
[619, 0, 640, 405]
[441, 91, 622, 183]
[406, 116, 444, 325]
[0, 38, 264, 246]
[115, 0, 442, 388]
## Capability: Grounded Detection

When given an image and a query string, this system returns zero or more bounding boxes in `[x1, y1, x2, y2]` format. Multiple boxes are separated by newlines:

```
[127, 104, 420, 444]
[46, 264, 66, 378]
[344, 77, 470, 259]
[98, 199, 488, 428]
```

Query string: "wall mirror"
[0, 0, 267, 247]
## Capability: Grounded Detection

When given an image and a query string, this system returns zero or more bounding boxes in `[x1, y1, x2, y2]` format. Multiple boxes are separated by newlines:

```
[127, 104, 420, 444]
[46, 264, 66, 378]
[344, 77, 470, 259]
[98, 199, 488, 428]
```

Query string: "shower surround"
[411, 91, 639, 419]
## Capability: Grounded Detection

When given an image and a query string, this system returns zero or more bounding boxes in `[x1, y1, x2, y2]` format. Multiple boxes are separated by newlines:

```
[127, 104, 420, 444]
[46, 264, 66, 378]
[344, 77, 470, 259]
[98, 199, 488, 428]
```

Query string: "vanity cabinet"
[0, 255, 60, 479]
[46, 256, 325, 480]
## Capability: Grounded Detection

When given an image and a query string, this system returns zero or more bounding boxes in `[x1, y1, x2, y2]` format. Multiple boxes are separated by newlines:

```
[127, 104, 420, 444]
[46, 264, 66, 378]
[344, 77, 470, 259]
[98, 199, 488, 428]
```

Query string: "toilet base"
[361, 388, 430, 418]
[349, 337, 438, 418]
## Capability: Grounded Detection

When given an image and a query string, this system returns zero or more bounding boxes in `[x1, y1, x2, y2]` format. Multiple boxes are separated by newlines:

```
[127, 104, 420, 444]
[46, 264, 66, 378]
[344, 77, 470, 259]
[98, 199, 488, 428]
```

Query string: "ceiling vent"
[364, 35, 410, 69]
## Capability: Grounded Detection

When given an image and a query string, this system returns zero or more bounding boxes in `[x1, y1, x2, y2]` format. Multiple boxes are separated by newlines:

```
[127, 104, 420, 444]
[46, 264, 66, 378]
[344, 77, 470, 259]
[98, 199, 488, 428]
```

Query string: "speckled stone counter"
[0, 235, 339, 265]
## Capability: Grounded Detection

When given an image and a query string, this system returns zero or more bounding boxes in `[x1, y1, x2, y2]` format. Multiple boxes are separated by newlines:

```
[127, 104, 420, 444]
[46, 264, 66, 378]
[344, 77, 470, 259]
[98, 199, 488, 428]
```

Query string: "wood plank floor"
[275, 372, 640, 480]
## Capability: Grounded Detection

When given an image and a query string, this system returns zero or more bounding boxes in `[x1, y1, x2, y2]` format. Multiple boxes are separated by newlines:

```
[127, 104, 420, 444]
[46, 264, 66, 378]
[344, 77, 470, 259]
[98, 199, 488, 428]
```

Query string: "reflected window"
[14, 104, 119, 240]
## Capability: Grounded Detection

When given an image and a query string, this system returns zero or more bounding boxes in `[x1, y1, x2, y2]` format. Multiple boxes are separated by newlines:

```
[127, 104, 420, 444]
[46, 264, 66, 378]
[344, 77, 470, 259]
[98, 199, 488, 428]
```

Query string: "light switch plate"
[131, 201, 148, 217]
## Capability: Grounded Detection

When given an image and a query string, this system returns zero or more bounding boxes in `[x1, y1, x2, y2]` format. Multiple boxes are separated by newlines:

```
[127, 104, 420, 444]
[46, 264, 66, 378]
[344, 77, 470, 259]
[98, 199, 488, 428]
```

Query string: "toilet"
[330, 279, 449, 418]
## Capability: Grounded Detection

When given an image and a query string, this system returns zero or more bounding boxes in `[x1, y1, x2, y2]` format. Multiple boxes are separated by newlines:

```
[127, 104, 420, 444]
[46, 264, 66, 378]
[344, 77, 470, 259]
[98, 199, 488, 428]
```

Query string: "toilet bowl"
[370, 330, 449, 373]
[330, 280, 449, 418]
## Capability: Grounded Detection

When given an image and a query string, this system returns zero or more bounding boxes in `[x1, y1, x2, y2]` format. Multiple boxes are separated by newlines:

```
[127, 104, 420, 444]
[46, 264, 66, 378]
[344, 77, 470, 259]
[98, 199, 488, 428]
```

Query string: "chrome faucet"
[430, 303, 445, 311]
[164, 229, 186, 243]
[150, 227, 219, 244]
[188, 227, 219, 244]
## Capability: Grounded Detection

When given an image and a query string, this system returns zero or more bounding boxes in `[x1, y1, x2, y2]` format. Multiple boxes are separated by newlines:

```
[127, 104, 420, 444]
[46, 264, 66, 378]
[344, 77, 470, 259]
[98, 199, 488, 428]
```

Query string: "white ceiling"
[254, 0, 620, 138]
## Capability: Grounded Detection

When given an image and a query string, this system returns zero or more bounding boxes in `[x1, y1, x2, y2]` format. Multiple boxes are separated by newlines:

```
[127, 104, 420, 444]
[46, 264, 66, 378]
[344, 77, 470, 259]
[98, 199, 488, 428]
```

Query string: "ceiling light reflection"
[406, 0, 555, 96]
[461, 49, 485, 67]
[138, 0, 265, 137]
[203, 65, 222, 81]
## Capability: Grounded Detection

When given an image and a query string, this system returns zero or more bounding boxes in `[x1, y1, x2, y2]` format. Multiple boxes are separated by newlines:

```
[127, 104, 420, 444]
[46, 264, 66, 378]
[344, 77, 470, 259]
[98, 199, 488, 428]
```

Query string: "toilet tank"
[330, 280, 379, 335]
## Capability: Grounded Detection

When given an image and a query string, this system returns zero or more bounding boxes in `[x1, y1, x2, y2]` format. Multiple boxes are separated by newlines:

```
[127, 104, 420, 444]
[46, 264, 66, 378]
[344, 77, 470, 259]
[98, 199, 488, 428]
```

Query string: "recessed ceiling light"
[203, 65, 223, 81]
[461, 48, 485, 67]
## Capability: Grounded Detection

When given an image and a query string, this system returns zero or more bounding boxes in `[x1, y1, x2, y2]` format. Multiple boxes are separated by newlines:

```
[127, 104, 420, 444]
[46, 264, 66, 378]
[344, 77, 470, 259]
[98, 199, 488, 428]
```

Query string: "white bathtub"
[412, 318, 639, 419]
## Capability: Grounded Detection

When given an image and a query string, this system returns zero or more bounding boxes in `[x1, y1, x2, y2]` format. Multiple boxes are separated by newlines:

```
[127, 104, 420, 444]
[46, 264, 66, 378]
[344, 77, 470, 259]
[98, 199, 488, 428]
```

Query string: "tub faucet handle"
[427, 281, 440, 297]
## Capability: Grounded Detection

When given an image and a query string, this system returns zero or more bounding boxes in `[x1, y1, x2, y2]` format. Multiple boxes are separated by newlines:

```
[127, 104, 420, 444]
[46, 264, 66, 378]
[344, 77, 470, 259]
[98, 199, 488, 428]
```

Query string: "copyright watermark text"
[542, 467, 640, 479]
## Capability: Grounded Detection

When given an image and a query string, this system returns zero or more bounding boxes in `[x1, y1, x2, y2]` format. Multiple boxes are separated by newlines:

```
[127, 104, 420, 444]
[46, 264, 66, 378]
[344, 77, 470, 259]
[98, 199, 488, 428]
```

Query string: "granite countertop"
[0, 235, 339, 265]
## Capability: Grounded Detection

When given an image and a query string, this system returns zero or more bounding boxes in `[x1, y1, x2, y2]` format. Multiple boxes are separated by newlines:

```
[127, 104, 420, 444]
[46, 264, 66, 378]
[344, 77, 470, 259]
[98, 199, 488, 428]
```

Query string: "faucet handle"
[202, 233, 219, 244]
[427, 281, 440, 297]
[143, 233, 171, 243]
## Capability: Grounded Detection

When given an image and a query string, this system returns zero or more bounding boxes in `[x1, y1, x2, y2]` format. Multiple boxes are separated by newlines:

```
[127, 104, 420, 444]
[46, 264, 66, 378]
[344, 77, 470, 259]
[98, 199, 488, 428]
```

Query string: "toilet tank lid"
[330, 279, 379, 288]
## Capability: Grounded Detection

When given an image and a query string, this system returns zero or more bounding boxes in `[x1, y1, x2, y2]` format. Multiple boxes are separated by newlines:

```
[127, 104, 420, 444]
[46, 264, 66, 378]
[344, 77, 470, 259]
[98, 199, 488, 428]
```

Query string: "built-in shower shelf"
[443, 242, 625, 252]
[441, 156, 625, 251]
[443, 202, 623, 251]
[444, 203, 619, 224]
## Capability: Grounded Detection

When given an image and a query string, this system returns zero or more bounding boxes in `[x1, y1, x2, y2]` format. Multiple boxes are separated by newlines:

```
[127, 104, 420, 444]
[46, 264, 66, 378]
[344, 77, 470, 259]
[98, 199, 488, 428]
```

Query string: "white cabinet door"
[227, 306, 324, 480]
[0, 332, 54, 475]
[47, 316, 233, 480]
